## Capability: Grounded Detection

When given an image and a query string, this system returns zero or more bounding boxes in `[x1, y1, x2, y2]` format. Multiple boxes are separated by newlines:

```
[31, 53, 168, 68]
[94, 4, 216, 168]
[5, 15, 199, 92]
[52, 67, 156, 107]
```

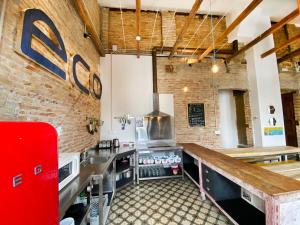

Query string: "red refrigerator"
[0, 122, 59, 225]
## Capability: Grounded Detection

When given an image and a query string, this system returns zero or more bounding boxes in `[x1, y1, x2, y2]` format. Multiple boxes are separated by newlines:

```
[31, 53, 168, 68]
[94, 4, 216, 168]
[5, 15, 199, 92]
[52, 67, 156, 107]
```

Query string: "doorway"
[233, 90, 248, 146]
[281, 92, 298, 147]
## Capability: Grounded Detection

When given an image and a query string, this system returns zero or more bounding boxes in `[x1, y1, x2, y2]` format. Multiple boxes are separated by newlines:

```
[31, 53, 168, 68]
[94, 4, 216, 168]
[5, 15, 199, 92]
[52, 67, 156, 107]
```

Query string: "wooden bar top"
[214, 146, 300, 158]
[180, 143, 300, 196]
[262, 162, 300, 181]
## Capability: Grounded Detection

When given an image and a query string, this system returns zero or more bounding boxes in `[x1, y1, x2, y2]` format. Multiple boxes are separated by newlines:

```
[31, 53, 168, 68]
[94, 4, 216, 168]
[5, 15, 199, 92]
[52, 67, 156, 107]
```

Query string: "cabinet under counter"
[181, 143, 300, 225]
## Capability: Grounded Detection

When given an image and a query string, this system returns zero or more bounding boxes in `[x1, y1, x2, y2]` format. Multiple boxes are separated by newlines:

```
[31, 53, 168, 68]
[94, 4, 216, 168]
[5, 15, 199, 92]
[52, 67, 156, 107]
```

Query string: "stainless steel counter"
[59, 147, 136, 220]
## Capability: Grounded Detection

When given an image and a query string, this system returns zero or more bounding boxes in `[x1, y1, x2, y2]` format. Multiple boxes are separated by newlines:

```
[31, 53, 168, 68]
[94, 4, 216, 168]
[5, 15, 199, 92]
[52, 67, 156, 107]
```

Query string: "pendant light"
[209, 0, 219, 73]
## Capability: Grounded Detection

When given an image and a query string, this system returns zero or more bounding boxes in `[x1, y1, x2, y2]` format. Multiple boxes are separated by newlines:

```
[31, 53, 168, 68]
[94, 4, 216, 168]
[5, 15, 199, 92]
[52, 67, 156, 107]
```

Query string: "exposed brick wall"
[156, 57, 252, 148]
[274, 24, 300, 71]
[104, 10, 232, 53]
[100, 7, 110, 50]
[109, 10, 162, 53]
[161, 11, 176, 47]
[175, 15, 231, 50]
[0, 0, 101, 153]
[244, 92, 253, 146]
[293, 92, 300, 146]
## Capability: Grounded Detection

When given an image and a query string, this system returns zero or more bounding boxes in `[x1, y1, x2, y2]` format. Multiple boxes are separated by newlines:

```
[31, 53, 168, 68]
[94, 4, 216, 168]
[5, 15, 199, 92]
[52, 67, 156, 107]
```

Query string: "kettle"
[113, 139, 120, 148]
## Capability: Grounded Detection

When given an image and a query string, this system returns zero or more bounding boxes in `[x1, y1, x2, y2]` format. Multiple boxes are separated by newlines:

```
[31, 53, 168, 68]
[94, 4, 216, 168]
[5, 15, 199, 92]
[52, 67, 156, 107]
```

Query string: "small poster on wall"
[264, 127, 284, 136]
[188, 103, 205, 127]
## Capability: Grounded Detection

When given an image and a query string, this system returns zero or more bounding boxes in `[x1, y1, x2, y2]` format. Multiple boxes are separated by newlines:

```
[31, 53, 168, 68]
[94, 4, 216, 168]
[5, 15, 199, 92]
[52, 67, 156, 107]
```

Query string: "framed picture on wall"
[188, 103, 205, 127]
[0, 0, 7, 42]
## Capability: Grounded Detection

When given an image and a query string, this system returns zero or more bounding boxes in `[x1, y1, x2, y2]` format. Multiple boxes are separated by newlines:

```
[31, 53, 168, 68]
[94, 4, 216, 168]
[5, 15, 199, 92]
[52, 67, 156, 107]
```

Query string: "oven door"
[58, 161, 73, 190]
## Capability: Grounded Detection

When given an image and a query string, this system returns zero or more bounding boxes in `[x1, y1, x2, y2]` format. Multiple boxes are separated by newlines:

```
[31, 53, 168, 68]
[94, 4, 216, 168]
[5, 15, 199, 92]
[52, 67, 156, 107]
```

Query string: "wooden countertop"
[181, 143, 300, 196]
[262, 162, 300, 181]
[213, 146, 300, 158]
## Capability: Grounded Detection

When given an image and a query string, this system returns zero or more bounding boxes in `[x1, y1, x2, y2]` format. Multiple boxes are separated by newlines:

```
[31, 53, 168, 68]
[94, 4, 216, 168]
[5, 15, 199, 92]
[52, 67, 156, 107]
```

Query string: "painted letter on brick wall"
[17, 9, 67, 79]
[72, 54, 90, 95]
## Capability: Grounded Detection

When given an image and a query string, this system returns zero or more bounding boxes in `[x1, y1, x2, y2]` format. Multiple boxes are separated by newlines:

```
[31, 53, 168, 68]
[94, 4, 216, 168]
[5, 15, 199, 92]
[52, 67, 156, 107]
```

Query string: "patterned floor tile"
[108, 178, 232, 225]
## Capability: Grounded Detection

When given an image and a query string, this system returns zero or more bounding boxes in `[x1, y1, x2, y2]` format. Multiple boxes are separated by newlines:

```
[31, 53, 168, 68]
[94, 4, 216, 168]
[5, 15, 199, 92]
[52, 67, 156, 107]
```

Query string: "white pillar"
[219, 90, 239, 148]
[228, 8, 286, 147]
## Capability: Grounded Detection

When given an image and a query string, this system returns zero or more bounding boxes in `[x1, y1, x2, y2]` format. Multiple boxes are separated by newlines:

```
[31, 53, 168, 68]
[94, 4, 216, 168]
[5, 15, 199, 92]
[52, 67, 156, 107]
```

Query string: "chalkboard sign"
[188, 103, 205, 127]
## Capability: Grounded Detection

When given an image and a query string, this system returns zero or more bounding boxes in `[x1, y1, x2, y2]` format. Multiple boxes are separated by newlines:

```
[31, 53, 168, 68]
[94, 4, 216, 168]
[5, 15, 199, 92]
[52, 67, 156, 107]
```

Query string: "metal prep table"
[59, 147, 136, 225]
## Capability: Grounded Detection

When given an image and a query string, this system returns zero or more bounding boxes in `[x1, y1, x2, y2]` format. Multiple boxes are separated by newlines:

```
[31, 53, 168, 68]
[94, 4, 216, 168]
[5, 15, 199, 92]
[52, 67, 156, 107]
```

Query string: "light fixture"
[209, 0, 219, 74]
[136, 35, 141, 41]
[211, 63, 219, 73]
[183, 87, 189, 92]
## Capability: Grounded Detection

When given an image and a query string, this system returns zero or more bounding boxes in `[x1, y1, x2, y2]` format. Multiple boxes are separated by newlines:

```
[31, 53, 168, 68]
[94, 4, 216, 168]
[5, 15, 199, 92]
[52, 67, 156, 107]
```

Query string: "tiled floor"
[108, 178, 232, 225]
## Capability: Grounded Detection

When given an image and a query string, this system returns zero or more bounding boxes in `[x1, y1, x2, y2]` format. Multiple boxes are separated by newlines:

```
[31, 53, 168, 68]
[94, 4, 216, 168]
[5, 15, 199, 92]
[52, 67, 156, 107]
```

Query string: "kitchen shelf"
[139, 175, 182, 181]
[216, 198, 265, 225]
[116, 160, 130, 172]
[103, 191, 114, 225]
[78, 205, 91, 225]
[137, 148, 183, 182]
[139, 166, 182, 180]
[138, 163, 180, 168]
[184, 170, 200, 188]
[116, 166, 134, 175]
[64, 204, 91, 225]
[183, 163, 199, 184]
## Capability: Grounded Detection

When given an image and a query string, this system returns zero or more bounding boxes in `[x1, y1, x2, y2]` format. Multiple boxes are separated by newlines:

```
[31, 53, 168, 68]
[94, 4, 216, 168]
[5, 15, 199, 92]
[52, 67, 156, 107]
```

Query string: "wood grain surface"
[180, 143, 300, 196]
[214, 146, 300, 158]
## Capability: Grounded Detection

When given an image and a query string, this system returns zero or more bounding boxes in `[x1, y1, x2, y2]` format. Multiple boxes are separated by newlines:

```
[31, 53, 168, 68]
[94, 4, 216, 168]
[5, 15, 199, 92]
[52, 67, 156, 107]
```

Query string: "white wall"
[219, 90, 239, 148]
[228, 6, 286, 147]
[100, 54, 153, 142]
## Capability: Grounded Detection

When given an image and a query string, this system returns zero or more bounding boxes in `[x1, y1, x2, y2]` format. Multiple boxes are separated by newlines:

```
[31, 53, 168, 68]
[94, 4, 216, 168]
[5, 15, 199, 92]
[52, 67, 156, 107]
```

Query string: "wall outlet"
[215, 130, 221, 135]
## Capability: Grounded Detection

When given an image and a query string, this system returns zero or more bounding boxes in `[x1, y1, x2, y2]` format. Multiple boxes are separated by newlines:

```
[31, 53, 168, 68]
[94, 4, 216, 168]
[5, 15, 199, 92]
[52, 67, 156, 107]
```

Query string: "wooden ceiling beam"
[261, 33, 300, 58]
[198, 0, 263, 61]
[278, 48, 300, 64]
[169, 0, 203, 58]
[74, 0, 105, 56]
[226, 8, 300, 62]
[136, 0, 141, 58]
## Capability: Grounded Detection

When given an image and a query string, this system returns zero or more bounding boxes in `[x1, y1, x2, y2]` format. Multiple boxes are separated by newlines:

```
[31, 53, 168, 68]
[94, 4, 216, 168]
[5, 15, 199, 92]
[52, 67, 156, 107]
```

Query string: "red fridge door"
[0, 122, 59, 225]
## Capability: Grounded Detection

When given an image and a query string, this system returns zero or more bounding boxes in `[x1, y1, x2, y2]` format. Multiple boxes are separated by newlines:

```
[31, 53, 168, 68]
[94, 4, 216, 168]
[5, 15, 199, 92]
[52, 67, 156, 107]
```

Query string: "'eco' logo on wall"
[16, 8, 102, 100]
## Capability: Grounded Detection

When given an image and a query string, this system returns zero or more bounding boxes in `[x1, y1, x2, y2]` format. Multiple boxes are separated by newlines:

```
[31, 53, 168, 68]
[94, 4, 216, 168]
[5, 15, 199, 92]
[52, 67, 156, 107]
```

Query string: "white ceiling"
[98, 0, 300, 24]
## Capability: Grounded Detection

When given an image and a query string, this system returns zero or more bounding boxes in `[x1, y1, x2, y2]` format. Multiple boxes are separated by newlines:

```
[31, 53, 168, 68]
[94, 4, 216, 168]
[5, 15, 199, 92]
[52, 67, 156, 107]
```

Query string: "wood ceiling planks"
[74, 0, 105, 56]
[261, 33, 300, 58]
[226, 9, 300, 62]
[198, 0, 263, 61]
[169, 0, 203, 58]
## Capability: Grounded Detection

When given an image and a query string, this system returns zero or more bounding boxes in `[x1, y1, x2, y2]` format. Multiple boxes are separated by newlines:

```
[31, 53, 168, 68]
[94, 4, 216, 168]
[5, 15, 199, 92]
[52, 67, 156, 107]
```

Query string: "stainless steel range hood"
[144, 93, 173, 141]
[136, 50, 175, 146]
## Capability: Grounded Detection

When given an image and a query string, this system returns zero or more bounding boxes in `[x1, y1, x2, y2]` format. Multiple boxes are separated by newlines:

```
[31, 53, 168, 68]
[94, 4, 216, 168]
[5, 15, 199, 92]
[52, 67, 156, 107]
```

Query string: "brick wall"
[157, 57, 252, 148]
[103, 9, 300, 148]
[294, 92, 300, 146]
[175, 14, 231, 50]
[274, 24, 300, 72]
[108, 9, 162, 53]
[104, 10, 232, 54]
[0, 0, 101, 152]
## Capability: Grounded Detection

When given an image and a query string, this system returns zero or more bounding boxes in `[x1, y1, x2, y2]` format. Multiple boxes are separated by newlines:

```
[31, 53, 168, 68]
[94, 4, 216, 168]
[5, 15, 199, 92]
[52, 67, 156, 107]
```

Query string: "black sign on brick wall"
[188, 103, 205, 127]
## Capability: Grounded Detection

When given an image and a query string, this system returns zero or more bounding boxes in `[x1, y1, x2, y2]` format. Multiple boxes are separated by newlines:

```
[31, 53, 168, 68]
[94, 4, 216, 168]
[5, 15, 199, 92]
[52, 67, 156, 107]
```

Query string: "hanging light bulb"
[209, 0, 219, 74]
[136, 35, 141, 41]
[211, 63, 219, 73]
